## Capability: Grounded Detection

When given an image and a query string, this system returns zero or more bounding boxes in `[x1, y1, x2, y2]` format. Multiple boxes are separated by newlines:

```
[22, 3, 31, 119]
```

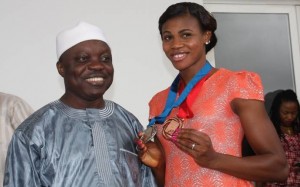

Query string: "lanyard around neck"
[148, 61, 213, 127]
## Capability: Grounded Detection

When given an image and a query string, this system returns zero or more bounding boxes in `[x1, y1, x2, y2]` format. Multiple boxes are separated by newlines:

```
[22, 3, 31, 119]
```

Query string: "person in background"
[4, 22, 156, 187]
[0, 92, 33, 187]
[265, 89, 300, 186]
[136, 2, 288, 187]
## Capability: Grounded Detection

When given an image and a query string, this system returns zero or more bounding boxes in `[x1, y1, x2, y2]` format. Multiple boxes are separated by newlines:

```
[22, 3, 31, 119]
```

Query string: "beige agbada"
[0, 92, 33, 187]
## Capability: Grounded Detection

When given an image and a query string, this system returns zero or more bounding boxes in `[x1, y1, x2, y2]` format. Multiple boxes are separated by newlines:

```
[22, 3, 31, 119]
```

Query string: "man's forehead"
[59, 40, 111, 60]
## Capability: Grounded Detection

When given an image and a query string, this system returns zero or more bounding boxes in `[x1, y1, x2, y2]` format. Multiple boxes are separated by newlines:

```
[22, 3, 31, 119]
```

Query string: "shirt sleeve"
[141, 164, 158, 187]
[231, 71, 264, 101]
[3, 131, 41, 187]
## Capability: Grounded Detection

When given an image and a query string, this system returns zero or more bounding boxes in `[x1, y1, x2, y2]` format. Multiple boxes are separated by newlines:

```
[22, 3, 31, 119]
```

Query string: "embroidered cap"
[56, 21, 108, 59]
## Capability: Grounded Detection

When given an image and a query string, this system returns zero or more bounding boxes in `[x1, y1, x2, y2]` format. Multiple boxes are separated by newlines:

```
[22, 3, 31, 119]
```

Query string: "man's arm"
[4, 131, 41, 187]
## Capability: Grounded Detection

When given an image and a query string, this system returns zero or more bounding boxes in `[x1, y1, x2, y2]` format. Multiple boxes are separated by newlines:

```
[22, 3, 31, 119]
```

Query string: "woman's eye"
[163, 35, 172, 41]
[182, 33, 191, 38]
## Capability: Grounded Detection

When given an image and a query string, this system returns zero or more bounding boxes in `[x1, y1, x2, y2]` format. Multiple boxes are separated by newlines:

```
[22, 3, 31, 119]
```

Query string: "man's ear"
[56, 61, 65, 77]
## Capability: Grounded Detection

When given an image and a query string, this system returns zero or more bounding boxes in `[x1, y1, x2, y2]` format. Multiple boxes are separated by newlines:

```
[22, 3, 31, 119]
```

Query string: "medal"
[140, 126, 157, 143]
[162, 117, 184, 140]
[145, 61, 213, 143]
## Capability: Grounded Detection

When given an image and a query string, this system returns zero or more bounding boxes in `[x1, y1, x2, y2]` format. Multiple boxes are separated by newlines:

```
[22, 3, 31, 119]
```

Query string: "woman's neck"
[280, 125, 294, 135]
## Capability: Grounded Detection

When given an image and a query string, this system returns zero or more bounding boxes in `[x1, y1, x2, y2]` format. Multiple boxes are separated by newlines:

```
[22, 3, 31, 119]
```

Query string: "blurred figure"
[0, 92, 33, 187]
[265, 89, 300, 187]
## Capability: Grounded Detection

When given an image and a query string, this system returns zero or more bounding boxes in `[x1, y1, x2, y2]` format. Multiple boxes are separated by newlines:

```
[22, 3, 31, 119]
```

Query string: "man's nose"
[88, 58, 104, 70]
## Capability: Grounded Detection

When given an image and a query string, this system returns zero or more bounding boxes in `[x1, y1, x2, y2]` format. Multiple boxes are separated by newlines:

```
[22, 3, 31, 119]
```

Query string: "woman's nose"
[286, 114, 295, 121]
[171, 38, 184, 49]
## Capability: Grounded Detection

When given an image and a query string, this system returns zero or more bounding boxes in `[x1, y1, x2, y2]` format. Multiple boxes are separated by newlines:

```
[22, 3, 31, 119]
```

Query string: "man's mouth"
[86, 77, 104, 85]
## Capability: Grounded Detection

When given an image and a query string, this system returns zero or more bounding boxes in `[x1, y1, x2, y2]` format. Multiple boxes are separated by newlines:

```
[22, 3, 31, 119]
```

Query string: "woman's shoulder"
[210, 68, 264, 100]
[217, 68, 261, 78]
[148, 87, 171, 118]
[214, 68, 262, 86]
[150, 87, 170, 103]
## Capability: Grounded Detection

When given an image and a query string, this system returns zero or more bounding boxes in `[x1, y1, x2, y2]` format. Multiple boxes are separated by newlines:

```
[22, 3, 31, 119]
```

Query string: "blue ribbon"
[147, 61, 213, 127]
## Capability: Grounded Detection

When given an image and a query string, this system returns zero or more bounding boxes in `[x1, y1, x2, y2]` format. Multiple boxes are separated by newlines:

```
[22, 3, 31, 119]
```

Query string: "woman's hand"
[174, 128, 219, 168]
[135, 132, 166, 187]
[135, 132, 164, 168]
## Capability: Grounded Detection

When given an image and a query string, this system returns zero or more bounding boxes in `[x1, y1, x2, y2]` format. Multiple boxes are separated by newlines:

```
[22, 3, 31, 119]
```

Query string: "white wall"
[0, 0, 203, 126]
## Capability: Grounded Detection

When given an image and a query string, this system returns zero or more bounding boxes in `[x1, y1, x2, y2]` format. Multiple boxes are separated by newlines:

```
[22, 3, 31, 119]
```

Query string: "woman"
[136, 2, 288, 187]
[266, 89, 300, 186]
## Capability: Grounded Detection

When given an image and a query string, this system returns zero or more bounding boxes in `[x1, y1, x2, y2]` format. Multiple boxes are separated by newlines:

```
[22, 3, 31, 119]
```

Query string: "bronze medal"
[162, 117, 184, 140]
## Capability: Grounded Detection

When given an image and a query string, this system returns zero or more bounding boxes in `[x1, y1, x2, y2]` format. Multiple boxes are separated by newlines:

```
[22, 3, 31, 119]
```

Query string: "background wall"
[213, 12, 295, 93]
[204, 0, 300, 96]
[0, 0, 203, 126]
[1, 0, 299, 127]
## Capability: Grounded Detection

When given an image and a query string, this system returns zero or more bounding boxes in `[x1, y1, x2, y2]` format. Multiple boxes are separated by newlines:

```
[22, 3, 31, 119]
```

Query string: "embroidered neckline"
[53, 100, 114, 120]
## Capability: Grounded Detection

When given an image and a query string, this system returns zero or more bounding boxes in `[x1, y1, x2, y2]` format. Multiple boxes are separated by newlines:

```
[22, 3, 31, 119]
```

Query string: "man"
[4, 22, 156, 187]
[0, 92, 33, 187]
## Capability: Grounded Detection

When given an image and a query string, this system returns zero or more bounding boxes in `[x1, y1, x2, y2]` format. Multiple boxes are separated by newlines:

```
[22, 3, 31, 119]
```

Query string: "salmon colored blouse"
[149, 68, 264, 187]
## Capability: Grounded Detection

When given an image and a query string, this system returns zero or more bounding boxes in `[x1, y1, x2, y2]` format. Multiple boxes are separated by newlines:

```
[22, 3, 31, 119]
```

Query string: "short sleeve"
[231, 71, 264, 101]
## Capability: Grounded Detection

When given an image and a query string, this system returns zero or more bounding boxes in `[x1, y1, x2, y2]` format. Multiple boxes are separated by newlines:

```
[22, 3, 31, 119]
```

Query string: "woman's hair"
[270, 89, 300, 137]
[158, 2, 217, 53]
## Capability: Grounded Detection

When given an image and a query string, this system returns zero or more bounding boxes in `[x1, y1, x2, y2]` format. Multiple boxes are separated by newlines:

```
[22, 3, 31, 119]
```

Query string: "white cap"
[56, 21, 108, 59]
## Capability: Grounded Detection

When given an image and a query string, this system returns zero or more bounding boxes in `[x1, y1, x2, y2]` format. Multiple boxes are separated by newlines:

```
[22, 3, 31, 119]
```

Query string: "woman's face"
[161, 14, 210, 74]
[279, 101, 298, 126]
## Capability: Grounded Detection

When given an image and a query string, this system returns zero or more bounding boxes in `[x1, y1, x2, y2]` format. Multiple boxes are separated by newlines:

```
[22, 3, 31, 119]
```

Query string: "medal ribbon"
[177, 71, 211, 119]
[147, 61, 212, 127]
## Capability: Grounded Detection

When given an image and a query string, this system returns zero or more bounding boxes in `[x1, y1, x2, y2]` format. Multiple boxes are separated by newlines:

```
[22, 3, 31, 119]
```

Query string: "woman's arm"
[175, 99, 288, 182]
[228, 98, 288, 181]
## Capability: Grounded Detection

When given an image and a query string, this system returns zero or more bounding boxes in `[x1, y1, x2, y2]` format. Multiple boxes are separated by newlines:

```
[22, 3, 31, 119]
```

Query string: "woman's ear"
[56, 61, 65, 77]
[204, 31, 212, 44]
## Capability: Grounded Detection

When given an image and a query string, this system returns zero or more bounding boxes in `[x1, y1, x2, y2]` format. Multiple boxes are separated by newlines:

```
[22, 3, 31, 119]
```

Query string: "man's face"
[57, 40, 114, 104]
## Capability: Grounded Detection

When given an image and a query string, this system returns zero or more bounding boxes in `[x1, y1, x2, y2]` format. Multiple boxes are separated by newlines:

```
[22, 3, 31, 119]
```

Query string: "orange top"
[149, 68, 264, 187]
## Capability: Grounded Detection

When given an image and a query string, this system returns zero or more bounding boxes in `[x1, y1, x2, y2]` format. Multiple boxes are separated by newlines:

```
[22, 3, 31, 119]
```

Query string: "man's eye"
[101, 55, 111, 62]
[76, 55, 89, 62]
